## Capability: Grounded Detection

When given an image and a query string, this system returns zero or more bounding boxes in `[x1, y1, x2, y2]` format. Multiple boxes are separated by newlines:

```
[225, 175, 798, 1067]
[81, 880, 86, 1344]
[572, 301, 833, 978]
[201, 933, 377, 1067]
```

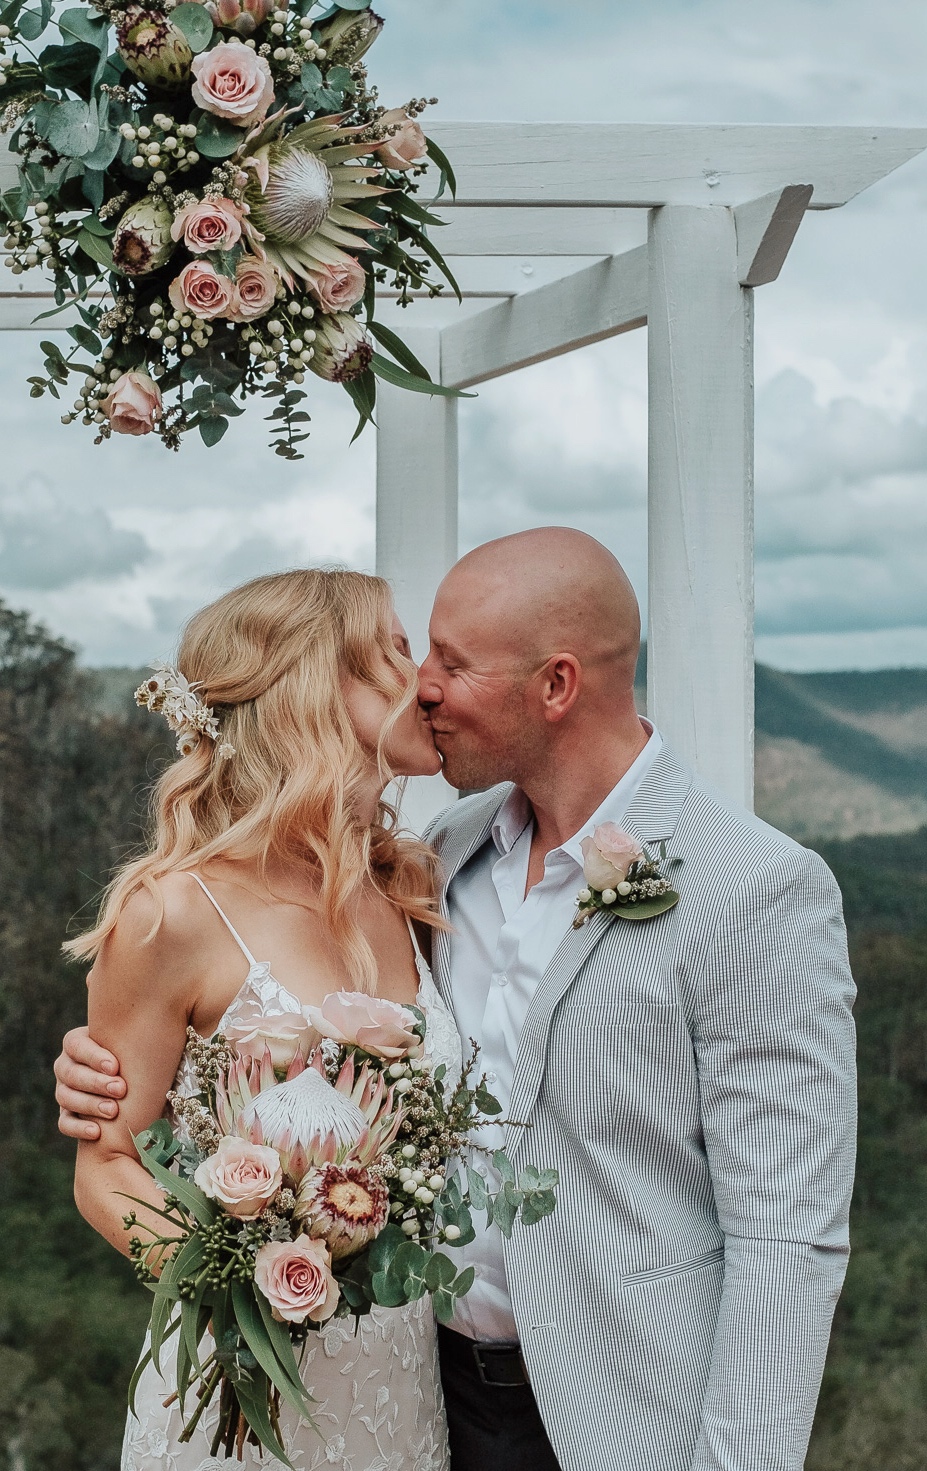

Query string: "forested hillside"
[1, 603, 925, 1469]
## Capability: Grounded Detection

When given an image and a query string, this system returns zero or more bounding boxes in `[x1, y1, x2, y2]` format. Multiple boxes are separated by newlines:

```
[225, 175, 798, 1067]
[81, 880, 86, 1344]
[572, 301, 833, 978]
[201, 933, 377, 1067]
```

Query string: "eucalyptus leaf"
[194, 113, 244, 158]
[18, 6, 47, 40]
[172, 1, 213, 52]
[46, 97, 99, 158]
[81, 126, 121, 172]
[330, 0, 372, 9]
[56, 6, 108, 48]
[81, 167, 105, 212]
[198, 415, 229, 447]
[76, 224, 112, 266]
[39, 39, 99, 90]
[611, 890, 680, 921]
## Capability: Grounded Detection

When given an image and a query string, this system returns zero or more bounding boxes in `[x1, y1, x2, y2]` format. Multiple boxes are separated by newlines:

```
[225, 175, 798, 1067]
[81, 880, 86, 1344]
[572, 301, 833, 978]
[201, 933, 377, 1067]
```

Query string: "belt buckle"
[472, 1341, 529, 1388]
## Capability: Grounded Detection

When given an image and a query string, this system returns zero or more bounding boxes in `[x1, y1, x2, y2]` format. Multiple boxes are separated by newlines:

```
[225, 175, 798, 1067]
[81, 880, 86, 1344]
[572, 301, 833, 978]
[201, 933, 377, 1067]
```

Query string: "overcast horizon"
[1, 0, 926, 671]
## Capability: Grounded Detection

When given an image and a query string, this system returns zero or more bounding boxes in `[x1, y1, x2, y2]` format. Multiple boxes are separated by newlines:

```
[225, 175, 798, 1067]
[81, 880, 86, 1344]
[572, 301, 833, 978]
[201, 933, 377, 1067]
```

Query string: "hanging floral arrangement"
[0, 0, 461, 455]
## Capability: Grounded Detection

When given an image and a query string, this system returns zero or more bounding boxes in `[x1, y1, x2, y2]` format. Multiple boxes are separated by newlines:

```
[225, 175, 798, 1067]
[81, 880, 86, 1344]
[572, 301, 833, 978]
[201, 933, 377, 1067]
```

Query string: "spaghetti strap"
[189, 874, 259, 969]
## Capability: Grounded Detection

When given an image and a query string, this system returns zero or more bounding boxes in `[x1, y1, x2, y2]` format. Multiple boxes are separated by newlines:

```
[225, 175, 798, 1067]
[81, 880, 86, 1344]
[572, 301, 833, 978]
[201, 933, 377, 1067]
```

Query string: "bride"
[68, 567, 460, 1471]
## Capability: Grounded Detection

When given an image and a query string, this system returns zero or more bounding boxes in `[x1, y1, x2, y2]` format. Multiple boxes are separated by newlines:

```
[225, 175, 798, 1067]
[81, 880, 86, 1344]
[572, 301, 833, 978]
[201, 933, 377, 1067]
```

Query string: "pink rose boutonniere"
[573, 824, 681, 928]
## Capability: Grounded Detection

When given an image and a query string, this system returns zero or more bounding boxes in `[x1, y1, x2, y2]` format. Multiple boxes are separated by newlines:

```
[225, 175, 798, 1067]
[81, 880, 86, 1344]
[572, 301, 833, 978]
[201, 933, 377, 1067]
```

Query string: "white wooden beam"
[426, 206, 648, 256]
[424, 123, 927, 209]
[735, 185, 813, 286]
[647, 205, 755, 809]
[438, 246, 647, 390]
[375, 325, 458, 831]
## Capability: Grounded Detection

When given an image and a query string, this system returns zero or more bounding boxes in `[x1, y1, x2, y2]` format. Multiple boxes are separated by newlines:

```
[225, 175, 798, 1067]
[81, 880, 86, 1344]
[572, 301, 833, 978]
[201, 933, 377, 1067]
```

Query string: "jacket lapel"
[504, 746, 693, 1158]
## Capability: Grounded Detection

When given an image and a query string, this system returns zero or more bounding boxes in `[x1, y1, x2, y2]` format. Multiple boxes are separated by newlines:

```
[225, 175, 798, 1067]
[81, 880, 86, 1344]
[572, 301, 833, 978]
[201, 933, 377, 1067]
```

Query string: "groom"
[56, 528, 856, 1471]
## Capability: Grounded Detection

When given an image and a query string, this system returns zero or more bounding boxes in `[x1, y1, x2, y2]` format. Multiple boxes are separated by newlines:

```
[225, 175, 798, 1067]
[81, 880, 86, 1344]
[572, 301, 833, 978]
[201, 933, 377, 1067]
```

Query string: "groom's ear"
[537, 654, 581, 724]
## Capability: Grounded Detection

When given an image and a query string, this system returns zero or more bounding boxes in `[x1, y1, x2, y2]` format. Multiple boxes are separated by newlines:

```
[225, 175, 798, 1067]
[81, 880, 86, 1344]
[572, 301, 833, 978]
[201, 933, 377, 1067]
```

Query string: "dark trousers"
[437, 1325, 562, 1471]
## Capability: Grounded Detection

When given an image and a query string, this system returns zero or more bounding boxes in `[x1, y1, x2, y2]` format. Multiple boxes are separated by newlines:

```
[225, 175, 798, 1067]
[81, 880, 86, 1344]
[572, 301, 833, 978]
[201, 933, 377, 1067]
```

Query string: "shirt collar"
[490, 721, 663, 865]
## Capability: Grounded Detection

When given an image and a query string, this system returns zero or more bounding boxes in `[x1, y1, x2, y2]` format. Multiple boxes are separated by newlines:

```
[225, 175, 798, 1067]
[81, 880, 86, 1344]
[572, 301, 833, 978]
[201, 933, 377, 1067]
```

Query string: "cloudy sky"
[1, 0, 926, 669]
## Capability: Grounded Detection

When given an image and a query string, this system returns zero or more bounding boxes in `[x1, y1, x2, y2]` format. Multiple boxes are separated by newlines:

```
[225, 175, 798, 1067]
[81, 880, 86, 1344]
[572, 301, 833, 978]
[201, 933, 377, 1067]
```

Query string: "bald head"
[421, 529, 644, 792]
[441, 527, 640, 680]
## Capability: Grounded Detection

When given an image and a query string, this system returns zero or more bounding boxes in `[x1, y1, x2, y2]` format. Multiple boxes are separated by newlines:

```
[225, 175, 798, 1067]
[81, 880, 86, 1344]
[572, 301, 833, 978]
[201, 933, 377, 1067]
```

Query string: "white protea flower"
[242, 116, 387, 287]
[238, 1065, 368, 1184]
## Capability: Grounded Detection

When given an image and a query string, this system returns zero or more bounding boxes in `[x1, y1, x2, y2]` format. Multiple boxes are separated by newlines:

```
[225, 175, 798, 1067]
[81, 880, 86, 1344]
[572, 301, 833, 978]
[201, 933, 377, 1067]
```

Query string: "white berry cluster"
[121, 114, 200, 184]
[3, 202, 61, 276]
[242, 296, 318, 384]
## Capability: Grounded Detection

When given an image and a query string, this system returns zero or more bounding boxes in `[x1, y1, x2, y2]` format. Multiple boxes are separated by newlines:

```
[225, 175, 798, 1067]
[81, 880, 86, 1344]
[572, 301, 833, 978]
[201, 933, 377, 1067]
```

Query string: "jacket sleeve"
[689, 846, 856, 1471]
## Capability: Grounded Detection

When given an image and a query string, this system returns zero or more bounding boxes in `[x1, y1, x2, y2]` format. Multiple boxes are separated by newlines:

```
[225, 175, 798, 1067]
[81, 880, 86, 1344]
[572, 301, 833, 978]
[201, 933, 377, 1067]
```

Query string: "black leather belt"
[471, 1340, 530, 1387]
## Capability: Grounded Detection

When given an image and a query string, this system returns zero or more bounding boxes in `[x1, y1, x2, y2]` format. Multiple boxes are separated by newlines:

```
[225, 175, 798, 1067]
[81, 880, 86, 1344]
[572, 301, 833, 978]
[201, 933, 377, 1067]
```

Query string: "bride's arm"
[73, 886, 196, 1266]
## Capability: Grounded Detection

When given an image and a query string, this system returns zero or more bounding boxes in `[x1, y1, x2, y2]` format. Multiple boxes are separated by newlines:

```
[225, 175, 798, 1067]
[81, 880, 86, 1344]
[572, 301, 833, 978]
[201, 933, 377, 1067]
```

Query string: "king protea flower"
[112, 197, 175, 276]
[116, 6, 193, 87]
[309, 312, 373, 384]
[237, 1065, 367, 1183]
[295, 1162, 389, 1262]
[242, 116, 386, 286]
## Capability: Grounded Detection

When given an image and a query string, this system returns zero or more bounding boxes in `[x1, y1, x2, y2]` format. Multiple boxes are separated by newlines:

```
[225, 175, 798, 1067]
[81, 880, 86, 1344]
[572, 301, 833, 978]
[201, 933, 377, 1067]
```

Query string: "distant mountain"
[634, 654, 927, 841]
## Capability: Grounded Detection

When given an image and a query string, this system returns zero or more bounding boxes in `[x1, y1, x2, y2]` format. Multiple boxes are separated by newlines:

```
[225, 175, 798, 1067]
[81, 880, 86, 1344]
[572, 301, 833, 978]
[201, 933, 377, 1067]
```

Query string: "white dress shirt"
[446, 722, 662, 1342]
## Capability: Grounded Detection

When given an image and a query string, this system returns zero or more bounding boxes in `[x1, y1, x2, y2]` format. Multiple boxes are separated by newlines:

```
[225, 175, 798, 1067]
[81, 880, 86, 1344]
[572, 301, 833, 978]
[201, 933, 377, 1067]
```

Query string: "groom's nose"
[416, 656, 442, 708]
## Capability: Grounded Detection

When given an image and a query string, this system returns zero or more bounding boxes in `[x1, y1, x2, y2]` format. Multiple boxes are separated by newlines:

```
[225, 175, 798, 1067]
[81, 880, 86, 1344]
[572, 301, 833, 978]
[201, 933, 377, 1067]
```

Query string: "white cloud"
[2, 0, 927, 669]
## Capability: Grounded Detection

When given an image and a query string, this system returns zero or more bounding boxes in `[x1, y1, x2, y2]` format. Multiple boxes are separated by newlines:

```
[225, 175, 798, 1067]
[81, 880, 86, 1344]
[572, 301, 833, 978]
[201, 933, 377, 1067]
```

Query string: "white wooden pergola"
[3, 124, 926, 831]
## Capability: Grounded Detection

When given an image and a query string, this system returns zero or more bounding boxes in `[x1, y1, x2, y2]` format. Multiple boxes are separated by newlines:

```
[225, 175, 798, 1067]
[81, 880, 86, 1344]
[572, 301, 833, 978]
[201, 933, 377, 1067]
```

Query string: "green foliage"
[0, 602, 170, 1468]
[804, 840, 927, 1470]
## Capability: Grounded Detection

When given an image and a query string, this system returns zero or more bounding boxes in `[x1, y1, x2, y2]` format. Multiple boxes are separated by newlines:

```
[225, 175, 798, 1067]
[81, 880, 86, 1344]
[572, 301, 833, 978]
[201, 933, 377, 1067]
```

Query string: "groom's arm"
[55, 1027, 126, 1141]
[690, 845, 856, 1471]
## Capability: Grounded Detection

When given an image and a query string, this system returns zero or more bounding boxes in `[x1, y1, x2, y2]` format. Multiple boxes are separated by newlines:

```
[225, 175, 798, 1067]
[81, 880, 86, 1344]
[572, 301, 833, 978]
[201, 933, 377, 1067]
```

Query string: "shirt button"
[495, 973, 509, 988]
[486, 1071, 498, 1084]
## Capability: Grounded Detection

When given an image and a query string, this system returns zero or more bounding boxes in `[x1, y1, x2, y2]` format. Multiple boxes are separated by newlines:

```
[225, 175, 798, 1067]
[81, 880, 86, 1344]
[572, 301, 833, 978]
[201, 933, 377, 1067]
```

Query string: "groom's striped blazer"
[425, 745, 856, 1471]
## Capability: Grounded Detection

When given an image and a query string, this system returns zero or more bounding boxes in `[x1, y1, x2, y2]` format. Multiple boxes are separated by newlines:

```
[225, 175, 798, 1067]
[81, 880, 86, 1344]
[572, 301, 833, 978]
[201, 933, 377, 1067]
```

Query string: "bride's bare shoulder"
[102, 870, 211, 961]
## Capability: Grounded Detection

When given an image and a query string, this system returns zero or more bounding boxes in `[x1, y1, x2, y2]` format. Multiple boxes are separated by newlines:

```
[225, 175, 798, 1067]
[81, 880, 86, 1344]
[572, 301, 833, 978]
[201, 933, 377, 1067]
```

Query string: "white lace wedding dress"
[121, 881, 461, 1471]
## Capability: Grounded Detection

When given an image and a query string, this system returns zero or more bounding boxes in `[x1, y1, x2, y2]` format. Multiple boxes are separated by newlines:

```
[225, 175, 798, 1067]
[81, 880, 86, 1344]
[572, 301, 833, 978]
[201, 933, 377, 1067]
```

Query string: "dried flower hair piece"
[134, 663, 235, 758]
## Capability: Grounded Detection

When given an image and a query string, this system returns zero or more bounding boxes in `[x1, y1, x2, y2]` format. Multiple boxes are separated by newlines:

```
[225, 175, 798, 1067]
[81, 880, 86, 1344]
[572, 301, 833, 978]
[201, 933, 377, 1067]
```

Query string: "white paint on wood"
[438, 246, 648, 389]
[734, 185, 813, 286]
[426, 206, 648, 256]
[647, 205, 755, 809]
[423, 123, 927, 209]
[375, 326, 458, 832]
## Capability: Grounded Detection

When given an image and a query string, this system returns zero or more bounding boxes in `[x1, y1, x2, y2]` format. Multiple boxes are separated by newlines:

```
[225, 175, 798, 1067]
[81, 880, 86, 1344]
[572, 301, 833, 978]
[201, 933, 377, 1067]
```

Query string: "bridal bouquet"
[126, 992, 558, 1464]
[0, 0, 460, 455]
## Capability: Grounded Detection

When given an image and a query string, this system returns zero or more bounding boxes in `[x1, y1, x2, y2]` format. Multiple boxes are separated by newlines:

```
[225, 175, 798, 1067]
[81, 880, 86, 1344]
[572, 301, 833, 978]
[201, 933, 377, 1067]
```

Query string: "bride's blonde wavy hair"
[66, 568, 444, 992]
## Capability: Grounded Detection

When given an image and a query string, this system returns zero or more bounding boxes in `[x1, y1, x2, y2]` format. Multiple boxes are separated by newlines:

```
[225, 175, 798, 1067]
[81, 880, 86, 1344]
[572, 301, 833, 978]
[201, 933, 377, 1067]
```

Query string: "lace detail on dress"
[124, 932, 460, 1471]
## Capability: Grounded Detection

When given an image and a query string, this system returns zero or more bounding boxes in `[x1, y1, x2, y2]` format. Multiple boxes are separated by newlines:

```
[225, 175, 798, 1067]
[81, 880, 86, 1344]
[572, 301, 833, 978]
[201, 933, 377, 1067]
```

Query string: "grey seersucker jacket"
[424, 745, 856, 1471]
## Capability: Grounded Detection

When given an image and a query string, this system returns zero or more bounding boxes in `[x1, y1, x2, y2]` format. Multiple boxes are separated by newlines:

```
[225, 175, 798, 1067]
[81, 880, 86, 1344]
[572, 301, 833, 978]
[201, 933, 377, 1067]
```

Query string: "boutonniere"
[573, 824, 681, 928]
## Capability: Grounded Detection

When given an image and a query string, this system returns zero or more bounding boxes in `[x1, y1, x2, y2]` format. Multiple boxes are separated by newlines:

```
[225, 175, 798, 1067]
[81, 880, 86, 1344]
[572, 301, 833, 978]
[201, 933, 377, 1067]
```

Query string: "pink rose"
[377, 108, 428, 171]
[191, 40, 274, 127]
[227, 256, 279, 321]
[169, 260, 238, 319]
[171, 197, 244, 254]
[101, 371, 162, 437]
[580, 824, 644, 892]
[254, 1236, 340, 1323]
[193, 1135, 283, 1219]
[305, 992, 420, 1060]
[225, 997, 315, 1071]
[307, 258, 366, 313]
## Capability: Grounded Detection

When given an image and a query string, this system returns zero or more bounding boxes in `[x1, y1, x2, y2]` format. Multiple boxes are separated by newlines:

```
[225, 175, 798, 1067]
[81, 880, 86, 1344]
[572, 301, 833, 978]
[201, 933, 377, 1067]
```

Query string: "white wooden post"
[375, 326, 459, 832]
[647, 205, 755, 809]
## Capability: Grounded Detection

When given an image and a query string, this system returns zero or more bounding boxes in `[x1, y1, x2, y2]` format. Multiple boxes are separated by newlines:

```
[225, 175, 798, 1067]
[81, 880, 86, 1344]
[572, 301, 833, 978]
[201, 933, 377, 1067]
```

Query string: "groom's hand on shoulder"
[55, 1026, 126, 1141]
